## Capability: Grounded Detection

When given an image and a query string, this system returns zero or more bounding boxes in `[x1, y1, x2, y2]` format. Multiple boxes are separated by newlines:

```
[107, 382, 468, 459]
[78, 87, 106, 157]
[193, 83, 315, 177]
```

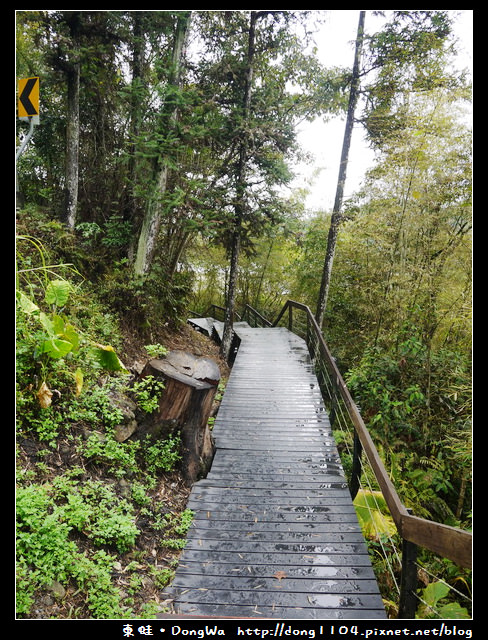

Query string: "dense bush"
[16, 222, 193, 619]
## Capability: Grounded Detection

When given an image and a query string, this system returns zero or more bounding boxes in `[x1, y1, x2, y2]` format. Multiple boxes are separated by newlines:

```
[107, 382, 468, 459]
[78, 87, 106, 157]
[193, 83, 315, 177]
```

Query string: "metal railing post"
[350, 431, 362, 500]
[398, 510, 419, 619]
[329, 378, 338, 428]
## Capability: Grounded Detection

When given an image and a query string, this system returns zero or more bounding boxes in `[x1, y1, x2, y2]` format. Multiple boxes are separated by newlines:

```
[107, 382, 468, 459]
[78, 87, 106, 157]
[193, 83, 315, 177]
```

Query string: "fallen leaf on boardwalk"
[159, 598, 174, 607]
[274, 570, 287, 581]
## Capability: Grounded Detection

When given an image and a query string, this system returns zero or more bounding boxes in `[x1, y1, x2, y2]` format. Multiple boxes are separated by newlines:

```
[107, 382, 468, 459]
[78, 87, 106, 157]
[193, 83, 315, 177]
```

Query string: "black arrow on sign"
[19, 78, 38, 116]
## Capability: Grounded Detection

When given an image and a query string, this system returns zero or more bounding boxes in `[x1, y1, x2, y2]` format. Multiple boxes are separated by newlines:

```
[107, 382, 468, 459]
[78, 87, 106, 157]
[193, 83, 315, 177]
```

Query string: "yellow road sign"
[18, 77, 39, 118]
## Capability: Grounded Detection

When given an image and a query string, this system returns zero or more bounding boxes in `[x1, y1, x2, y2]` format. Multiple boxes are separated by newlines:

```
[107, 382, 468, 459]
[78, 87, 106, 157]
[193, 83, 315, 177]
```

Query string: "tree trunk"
[220, 229, 241, 361]
[139, 351, 220, 485]
[63, 13, 81, 230]
[126, 12, 146, 260]
[134, 12, 191, 276]
[315, 10, 366, 330]
[220, 11, 257, 361]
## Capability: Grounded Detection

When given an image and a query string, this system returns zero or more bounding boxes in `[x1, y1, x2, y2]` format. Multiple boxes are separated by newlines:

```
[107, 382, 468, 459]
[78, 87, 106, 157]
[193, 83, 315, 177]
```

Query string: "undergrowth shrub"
[143, 434, 182, 475]
[102, 262, 193, 333]
[16, 482, 131, 618]
[16, 227, 190, 618]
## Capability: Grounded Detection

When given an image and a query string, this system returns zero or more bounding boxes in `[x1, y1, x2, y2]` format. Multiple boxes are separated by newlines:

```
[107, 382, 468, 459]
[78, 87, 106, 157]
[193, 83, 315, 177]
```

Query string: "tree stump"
[139, 351, 220, 485]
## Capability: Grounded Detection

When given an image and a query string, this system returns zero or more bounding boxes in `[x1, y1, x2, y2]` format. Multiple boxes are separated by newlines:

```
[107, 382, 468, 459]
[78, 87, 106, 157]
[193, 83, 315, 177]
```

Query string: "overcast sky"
[291, 10, 473, 212]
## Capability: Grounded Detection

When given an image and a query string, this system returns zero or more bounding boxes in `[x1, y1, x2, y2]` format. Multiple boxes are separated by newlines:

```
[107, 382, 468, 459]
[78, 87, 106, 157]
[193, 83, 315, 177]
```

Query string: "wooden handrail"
[269, 300, 472, 570]
[199, 305, 241, 322]
[401, 513, 472, 570]
[241, 304, 272, 328]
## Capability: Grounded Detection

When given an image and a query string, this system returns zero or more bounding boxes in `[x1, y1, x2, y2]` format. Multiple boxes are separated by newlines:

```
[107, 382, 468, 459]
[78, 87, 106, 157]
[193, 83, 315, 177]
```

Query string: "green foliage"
[53, 477, 139, 552]
[78, 433, 140, 478]
[16, 9, 471, 619]
[17, 418, 187, 618]
[44, 278, 72, 307]
[144, 343, 169, 358]
[417, 581, 469, 619]
[16, 235, 127, 394]
[353, 489, 397, 540]
[30, 409, 64, 447]
[100, 215, 133, 250]
[345, 344, 471, 523]
[16, 482, 130, 618]
[143, 434, 182, 474]
[91, 343, 128, 373]
[132, 375, 165, 413]
[68, 383, 125, 430]
[101, 262, 193, 331]
[16, 224, 192, 618]
[149, 566, 176, 589]
[159, 509, 194, 550]
[362, 11, 457, 148]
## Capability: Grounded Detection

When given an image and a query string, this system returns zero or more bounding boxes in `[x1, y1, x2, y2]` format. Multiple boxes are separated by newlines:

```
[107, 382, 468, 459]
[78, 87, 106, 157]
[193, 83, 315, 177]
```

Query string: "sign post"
[17, 77, 40, 206]
[17, 77, 40, 159]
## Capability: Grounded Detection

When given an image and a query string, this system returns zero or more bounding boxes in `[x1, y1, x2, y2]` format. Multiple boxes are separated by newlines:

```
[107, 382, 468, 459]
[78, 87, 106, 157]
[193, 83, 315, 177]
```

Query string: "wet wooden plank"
[173, 549, 376, 566]
[165, 325, 386, 619]
[171, 586, 384, 610]
[174, 561, 377, 580]
[165, 603, 386, 619]
[171, 574, 382, 595]
[187, 493, 356, 507]
[186, 527, 366, 542]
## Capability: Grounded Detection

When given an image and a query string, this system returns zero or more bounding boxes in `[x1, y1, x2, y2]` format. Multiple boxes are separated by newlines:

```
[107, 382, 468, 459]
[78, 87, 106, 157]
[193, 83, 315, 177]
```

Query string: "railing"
[191, 305, 241, 323]
[241, 303, 273, 328]
[242, 299, 472, 618]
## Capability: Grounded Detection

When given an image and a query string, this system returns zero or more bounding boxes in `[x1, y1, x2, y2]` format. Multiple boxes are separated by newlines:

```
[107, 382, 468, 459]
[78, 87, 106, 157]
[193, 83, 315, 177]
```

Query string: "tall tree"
[124, 11, 146, 256]
[220, 10, 259, 361]
[217, 10, 341, 358]
[315, 10, 456, 330]
[26, 11, 127, 229]
[134, 11, 192, 276]
[361, 10, 455, 149]
[315, 10, 365, 330]
[61, 11, 82, 230]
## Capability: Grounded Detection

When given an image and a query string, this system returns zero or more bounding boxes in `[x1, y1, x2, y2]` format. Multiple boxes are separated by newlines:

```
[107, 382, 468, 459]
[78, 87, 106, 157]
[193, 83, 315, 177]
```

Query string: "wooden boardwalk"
[165, 324, 386, 619]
